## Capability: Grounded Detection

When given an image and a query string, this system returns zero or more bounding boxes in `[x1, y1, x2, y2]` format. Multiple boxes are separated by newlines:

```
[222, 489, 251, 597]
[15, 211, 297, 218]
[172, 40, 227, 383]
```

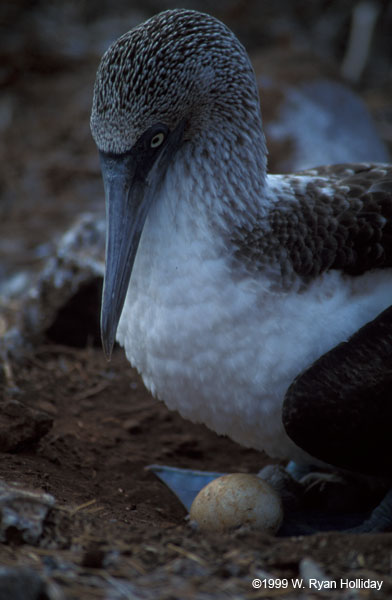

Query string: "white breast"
[116, 168, 392, 465]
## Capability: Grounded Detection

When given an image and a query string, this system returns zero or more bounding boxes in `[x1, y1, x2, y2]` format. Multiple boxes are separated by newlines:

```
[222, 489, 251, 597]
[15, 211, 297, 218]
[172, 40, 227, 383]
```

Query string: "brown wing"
[282, 304, 392, 477]
[232, 164, 392, 285]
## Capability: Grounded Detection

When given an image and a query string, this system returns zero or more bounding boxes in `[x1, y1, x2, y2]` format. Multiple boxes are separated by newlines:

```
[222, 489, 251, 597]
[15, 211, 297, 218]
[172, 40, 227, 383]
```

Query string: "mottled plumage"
[90, 9, 392, 479]
[233, 164, 392, 287]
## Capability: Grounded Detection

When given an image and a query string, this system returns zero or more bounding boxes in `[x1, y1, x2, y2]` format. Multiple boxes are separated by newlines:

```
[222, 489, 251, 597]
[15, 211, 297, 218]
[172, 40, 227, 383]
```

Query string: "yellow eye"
[150, 132, 165, 148]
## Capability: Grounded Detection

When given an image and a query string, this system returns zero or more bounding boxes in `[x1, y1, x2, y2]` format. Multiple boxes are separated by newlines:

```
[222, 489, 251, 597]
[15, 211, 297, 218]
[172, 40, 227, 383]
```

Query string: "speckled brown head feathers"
[91, 8, 392, 287]
[90, 9, 263, 155]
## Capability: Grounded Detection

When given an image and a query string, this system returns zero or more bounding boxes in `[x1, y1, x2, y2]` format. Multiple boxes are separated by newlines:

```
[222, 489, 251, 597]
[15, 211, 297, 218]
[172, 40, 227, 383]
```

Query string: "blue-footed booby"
[90, 9, 392, 532]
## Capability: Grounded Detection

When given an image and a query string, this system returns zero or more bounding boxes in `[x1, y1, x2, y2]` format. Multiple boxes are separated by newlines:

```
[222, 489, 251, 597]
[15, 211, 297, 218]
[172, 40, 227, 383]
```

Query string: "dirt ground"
[1, 1, 392, 599]
[1, 345, 392, 599]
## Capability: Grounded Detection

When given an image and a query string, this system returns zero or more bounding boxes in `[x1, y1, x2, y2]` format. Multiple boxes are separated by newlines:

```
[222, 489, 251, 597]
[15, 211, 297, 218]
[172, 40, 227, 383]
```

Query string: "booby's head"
[91, 9, 265, 358]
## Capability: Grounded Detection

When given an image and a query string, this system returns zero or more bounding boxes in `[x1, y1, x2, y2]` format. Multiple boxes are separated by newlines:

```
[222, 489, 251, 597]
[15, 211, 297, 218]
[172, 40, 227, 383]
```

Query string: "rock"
[0, 213, 105, 361]
[0, 566, 61, 600]
[299, 557, 332, 587]
[0, 399, 52, 452]
[0, 480, 55, 544]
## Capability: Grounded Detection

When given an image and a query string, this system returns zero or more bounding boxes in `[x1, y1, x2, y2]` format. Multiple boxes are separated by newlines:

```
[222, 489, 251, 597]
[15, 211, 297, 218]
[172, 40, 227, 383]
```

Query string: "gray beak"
[100, 149, 151, 358]
[99, 121, 185, 359]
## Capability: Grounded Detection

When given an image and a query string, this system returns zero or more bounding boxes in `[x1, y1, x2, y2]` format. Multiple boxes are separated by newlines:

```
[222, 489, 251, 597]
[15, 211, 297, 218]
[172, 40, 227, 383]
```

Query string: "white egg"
[189, 473, 283, 534]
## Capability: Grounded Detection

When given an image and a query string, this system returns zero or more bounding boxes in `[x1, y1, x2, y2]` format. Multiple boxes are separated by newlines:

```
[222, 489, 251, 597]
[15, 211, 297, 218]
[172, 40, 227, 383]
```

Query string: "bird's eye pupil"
[150, 132, 165, 148]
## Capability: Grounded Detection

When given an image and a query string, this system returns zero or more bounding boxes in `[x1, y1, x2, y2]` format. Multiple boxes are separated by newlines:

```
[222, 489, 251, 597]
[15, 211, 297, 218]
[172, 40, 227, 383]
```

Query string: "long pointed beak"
[98, 121, 185, 359]
[100, 150, 152, 359]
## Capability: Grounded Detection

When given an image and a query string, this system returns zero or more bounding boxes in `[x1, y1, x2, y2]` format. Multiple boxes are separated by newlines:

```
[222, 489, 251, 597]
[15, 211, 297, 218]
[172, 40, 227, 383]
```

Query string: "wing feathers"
[282, 304, 392, 476]
[232, 164, 392, 283]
